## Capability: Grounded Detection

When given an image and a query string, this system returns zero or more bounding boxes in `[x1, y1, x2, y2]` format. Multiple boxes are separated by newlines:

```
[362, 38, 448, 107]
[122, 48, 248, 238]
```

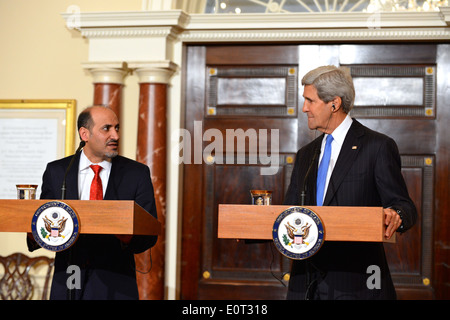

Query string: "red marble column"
[86, 65, 127, 125]
[135, 82, 167, 300]
[93, 83, 123, 120]
[87, 66, 127, 155]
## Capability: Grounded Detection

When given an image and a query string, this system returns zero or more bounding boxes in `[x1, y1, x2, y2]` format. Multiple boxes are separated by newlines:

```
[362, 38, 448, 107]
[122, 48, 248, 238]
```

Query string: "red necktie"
[89, 165, 103, 200]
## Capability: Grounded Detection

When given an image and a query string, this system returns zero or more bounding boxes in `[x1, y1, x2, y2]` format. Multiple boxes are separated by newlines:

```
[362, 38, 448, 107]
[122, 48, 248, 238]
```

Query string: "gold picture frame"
[0, 100, 76, 199]
[0, 99, 76, 156]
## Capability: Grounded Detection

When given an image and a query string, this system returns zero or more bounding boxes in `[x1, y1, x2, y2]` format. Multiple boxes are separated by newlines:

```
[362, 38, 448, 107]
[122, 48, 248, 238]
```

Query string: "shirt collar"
[79, 150, 112, 172]
[326, 114, 353, 147]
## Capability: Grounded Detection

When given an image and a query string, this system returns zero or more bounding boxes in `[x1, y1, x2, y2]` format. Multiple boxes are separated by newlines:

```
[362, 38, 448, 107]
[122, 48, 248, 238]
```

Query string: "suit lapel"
[323, 120, 364, 206]
[307, 138, 322, 205]
[65, 153, 80, 200]
[104, 156, 123, 200]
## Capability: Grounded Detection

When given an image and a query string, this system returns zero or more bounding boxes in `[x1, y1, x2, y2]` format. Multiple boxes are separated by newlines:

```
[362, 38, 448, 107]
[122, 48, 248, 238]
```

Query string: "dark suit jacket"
[28, 153, 158, 300]
[284, 119, 417, 300]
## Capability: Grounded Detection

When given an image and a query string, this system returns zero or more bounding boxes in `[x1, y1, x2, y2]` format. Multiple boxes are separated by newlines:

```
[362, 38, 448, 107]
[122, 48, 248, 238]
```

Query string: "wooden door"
[180, 44, 449, 300]
[180, 45, 299, 299]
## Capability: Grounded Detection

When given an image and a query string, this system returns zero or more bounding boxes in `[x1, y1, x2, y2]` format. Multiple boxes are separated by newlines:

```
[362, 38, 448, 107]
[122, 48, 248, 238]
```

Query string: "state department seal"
[272, 206, 325, 260]
[31, 201, 80, 252]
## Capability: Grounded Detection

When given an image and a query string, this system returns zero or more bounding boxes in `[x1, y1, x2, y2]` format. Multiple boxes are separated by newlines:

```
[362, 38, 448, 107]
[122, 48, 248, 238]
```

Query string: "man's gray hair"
[301, 65, 355, 114]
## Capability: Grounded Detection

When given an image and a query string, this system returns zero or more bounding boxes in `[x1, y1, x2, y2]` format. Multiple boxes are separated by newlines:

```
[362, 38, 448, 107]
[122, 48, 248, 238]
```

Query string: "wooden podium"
[218, 204, 395, 243]
[0, 200, 161, 236]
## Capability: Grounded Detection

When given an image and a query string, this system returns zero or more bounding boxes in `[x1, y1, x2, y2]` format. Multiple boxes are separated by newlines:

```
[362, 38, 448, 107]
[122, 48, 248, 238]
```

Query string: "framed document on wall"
[0, 100, 76, 199]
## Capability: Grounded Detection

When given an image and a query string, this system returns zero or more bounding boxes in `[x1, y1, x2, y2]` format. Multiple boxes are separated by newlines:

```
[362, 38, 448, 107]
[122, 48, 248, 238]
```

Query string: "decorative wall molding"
[61, 9, 450, 67]
[80, 27, 181, 39]
[62, 9, 450, 45]
[180, 28, 450, 42]
[61, 10, 190, 29]
[440, 6, 450, 25]
[186, 11, 448, 29]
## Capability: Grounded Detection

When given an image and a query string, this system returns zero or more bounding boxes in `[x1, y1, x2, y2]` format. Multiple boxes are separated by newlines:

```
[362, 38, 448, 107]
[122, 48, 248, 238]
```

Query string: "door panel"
[199, 159, 293, 300]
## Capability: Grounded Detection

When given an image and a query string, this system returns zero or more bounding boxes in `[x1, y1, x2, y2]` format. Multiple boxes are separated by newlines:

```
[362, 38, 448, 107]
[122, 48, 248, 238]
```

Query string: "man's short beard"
[105, 139, 119, 159]
[105, 151, 119, 159]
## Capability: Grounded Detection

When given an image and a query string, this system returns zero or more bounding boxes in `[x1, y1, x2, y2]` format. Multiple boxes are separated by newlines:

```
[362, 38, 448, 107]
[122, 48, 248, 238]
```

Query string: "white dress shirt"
[78, 150, 112, 200]
[317, 114, 353, 203]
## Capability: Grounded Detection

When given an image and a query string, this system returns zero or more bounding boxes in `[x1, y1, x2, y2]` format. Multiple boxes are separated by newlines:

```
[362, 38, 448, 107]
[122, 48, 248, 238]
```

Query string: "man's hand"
[384, 208, 402, 239]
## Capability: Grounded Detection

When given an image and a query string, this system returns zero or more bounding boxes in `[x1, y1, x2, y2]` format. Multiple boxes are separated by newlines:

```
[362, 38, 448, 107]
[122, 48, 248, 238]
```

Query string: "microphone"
[61, 141, 85, 200]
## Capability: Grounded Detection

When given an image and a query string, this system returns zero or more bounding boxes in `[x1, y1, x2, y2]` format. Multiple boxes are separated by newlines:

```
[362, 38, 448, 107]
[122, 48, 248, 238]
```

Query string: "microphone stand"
[61, 141, 85, 301]
[300, 144, 320, 300]
[302, 111, 334, 299]
[300, 147, 320, 206]
[61, 141, 85, 200]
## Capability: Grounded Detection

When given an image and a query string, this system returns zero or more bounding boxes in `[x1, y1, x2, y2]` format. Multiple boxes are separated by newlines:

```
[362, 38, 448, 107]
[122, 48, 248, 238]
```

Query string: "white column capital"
[130, 61, 178, 84]
[82, 62, 130, 84]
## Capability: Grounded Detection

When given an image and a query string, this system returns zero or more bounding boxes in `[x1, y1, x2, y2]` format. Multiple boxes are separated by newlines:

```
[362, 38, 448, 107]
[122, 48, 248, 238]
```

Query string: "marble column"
[84, 64, 128, 122]
[134, 66, 175, 300]
[93, 82, 122, 116]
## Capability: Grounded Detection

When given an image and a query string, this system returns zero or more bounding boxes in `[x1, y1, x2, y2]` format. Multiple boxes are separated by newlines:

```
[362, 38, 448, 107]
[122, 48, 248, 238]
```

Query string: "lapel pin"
[352, 146, 358, 150]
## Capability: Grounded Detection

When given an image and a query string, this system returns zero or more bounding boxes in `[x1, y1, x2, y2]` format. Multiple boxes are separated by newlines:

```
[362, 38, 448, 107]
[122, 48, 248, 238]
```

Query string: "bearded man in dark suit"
[28, 105, 157, 300]
[284, 66, 417, 300]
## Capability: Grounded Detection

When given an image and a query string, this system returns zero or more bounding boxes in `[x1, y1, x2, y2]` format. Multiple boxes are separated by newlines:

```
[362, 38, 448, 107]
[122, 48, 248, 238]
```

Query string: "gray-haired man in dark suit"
[284, 66, 417, 300]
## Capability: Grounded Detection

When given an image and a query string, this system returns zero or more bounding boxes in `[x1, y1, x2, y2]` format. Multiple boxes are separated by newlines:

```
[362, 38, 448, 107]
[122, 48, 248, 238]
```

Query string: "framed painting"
[0, 100, 76, 199]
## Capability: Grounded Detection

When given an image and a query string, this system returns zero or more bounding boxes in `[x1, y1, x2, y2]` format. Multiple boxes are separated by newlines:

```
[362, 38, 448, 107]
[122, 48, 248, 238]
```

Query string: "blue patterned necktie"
[316, 134, 333, 206]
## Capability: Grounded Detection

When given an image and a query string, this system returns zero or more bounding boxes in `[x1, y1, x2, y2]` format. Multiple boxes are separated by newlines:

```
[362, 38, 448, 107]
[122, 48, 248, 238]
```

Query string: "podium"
[218, 204, 394, 243]
[0, 200, 161, 236]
